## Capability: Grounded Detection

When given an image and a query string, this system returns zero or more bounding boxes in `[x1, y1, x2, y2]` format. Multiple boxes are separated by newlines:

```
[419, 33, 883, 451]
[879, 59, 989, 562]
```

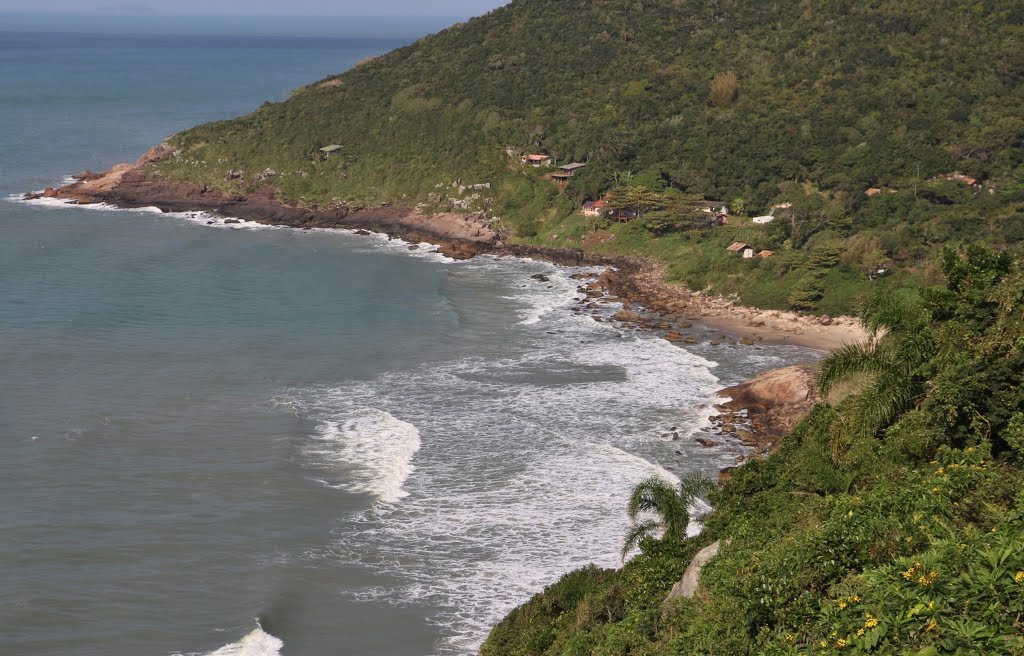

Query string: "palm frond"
[626, 476, 681, 519]
[621, 519, 660, 561]
[627, 475, 700, 544]
[890, 330, 934, 374]
[863, 291, 928, 335]
[816, 341, 881, 397]
[852, 371, 918, 435]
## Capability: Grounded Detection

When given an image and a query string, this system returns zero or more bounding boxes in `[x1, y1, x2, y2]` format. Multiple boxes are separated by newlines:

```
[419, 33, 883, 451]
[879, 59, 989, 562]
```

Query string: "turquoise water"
[0, 20, 816, 656]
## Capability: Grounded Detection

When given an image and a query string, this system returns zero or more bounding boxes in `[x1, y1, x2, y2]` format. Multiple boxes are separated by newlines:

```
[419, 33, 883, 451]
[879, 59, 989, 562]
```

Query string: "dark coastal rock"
[696, 437, 716, 447]
[740, 337, 755, 345]
[736, 430, 759, 446]
[224, 218, 241, 224]
[612, 309, 642, 323]
[439, 241, 487, 260]
[530, 273, 550, 282]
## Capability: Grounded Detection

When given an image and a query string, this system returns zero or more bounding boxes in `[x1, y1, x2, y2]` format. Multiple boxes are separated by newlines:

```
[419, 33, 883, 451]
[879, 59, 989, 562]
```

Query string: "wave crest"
[306, 408, 422, 504]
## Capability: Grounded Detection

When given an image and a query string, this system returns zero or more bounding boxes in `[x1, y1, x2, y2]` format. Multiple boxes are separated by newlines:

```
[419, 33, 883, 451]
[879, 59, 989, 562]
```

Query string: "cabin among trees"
[552, 162, 587, 181]
[521, 154, 552, 167]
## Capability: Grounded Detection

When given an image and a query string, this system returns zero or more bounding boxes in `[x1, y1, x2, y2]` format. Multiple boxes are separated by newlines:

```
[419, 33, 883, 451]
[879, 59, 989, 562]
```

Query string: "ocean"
[0, 17, 816, 656]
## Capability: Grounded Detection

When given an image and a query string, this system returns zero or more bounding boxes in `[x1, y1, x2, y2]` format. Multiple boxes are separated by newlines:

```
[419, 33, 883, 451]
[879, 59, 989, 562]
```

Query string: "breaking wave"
[305, 408, 422, 504]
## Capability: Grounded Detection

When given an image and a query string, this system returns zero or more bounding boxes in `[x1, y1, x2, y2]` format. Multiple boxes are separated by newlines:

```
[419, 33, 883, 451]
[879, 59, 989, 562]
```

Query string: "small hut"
[553, 162, 587, 180]
[522, 154, 552, 167]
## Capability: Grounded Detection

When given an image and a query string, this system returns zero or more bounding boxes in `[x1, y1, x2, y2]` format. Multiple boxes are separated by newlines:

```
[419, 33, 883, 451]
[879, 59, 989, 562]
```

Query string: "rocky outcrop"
[26, 164, 503, 260]
[699, 364, 822, 483]
[716, 360, 819, 442]
[665, 541, 722, 604]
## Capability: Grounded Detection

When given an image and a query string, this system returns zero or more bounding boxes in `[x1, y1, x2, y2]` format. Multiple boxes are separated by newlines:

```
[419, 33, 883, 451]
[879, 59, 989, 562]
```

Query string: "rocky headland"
[28, 146, 867, 354]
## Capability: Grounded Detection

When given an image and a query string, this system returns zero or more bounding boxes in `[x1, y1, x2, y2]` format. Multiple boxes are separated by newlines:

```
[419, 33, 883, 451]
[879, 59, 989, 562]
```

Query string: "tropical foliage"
[481, 248, 1024, 656]
[621, 475, 711, 560]
[150, 0, 1024, 314]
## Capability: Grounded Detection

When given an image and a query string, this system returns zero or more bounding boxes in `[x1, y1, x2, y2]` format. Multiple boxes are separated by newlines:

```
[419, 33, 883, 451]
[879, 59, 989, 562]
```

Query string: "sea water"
[0, 17, 816, 656]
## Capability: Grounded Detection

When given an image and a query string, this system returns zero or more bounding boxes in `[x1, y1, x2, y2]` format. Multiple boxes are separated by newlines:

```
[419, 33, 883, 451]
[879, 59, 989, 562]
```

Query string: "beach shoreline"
[26, 147, 868, 354]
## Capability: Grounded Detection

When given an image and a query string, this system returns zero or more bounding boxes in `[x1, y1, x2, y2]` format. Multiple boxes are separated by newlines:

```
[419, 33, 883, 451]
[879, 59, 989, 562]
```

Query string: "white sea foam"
[305, 408, 422, 504]
[12, 191, 463, 262]
[11, 186, 776, 652]
[276, 261, 727, 654]
[199, 627, 283, 656]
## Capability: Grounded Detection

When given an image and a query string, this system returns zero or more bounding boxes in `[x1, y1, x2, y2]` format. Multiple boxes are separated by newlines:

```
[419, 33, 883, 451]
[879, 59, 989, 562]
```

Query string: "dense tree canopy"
[155, 0, 1024, 314]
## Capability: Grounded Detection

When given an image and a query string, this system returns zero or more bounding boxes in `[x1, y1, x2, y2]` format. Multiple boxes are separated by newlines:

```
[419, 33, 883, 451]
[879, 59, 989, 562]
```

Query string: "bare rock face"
[665, 541, 722, 604]
[719, 363, 817, 408]
[712, 363, 819, 466]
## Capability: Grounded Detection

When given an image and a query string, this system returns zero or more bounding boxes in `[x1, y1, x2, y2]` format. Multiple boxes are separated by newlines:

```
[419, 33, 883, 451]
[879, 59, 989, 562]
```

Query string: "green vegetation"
[151, 0, 1024, 315]
[143, 4, 1024, 648]
[622, 475, 712, 561]
[481, 247, 1024, 655]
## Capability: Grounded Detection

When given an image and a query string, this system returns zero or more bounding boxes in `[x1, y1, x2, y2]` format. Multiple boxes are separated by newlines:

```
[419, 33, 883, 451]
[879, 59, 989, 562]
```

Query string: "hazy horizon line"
[0, 9, 472, 18]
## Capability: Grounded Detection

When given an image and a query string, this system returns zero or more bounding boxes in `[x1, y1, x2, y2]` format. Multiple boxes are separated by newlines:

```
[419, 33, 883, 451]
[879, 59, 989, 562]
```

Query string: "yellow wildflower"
[835, 638, 847, 649]
[1015, 571, 1024, 584]
[850, 595, 860, 602]
[918, 571, 939, 587]
[856, 628, 865, 637]
[924, 621, 938, 633]
[865, 613, 879, 629]
[820, 640, 828, 648]
[838, 600, 847, 609]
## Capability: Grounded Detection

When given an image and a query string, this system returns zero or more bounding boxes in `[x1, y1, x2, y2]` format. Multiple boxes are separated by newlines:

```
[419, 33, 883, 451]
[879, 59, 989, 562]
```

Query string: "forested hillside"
[482, 247, 1024, 656]
[155, 0, 1024, 312]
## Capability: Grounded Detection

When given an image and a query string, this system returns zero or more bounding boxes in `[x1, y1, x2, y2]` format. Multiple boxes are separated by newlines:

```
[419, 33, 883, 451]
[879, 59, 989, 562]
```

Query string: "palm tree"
[816, 292, 933, 456]
[621, 475, 711, 560]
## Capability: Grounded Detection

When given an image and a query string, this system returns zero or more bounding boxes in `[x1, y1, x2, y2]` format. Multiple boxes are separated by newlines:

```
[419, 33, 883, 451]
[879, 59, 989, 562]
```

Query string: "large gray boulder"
[665, 541, 722, 603]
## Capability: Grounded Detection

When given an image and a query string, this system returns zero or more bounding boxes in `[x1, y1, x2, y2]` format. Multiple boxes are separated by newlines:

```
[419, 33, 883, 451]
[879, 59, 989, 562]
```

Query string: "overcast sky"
[0, 0, 508, 15]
